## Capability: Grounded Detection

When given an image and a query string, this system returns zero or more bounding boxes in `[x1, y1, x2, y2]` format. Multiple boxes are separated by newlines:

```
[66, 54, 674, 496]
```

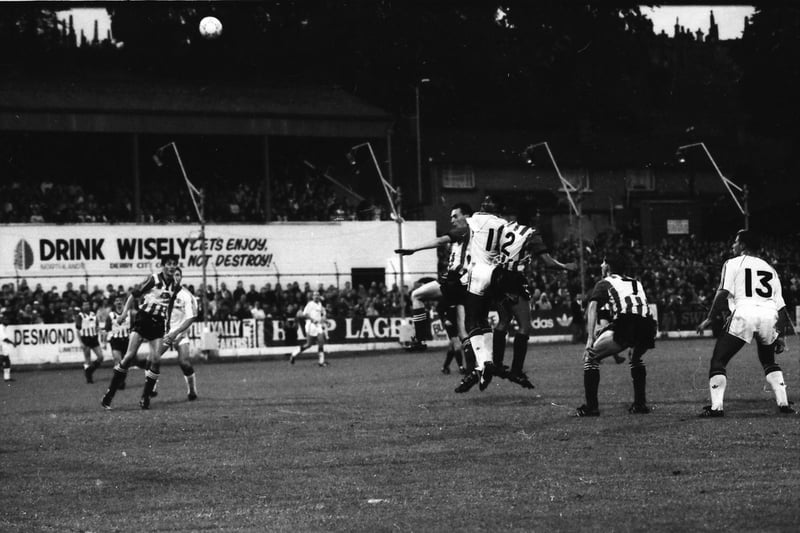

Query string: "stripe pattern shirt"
[494, 222, 548, 272]
[107, 311, 130, 339]
[139, 273, 177, 318]
[76, 311, 99, 338]
[589, 274, 651, 320]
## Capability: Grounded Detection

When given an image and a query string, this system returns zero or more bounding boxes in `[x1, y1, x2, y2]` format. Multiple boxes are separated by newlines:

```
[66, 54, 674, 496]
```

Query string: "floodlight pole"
[678, 142, 748, 229]
[414, 78, 430, 205]
[527, 141, 586, 296]
[156, 142, 208, 321]
[350, 142, 406, 318]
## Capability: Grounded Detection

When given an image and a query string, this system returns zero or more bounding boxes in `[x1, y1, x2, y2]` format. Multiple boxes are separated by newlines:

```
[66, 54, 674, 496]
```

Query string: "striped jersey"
[138, 273, 177, 318]
[169, 287, 198, 330]
[107, 310, 131, 340]
[446, 228, 471, 277]
[720, 254, 785, 311]
[494, 222, 548, 272]
[465, 212, 507, 267]
[589, 274, 651, 320]
[76, 311, 99, 338]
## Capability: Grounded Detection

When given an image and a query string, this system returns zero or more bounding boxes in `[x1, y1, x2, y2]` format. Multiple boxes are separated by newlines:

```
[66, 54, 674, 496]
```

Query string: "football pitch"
[2, 338, 799, 532]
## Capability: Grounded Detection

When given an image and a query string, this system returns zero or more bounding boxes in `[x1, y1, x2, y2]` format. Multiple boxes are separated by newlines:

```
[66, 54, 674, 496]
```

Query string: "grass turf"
[1, 338, 799, 532]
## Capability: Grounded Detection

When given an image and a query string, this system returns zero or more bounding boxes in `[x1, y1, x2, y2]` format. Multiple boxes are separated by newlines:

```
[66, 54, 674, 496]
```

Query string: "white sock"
[471, 335, 489, 371]
[765, 371, 788, 406]
[185, 373, 197, 394]
[3, 368, 10, 380]
[318, 351, 325, 364]
[709, 374, 727, 410]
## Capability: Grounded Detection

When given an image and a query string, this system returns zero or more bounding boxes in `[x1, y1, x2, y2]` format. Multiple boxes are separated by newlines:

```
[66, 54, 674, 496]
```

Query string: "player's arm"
[119, 276, 153, 323]
[538, 252, 577, 272]
[74, 313, 82, 331]
[584, 300, 598, 350]
[696, 289, 731, 332]
[395, 235, 452, 256]
[527, 234, 576, 271]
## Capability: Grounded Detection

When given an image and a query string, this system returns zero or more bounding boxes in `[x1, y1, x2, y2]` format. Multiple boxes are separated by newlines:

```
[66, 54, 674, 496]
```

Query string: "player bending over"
[576, 253, 657, 417]
[696, 230, 794, 417]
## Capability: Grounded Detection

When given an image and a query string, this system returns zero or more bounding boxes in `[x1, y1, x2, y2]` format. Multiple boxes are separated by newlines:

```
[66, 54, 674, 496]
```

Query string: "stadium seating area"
[3, 235, 799, 329]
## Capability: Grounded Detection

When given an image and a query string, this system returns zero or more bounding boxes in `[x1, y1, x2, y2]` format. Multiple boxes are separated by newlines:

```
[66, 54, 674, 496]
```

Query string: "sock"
[83, 362, 91, 370]
[443, 348, 455, 369]
[511, 334, 529, 374]
[583, 363, 600, 409]
[142, 370, 159, 399]
[104, 366, 128, 401]
[765, 370, 788, 407]
[709, 374, 726, 410]
[492, 330, 508, 367]
[185, 372, 197, 395]
[3, 367, 10, 381]
[453, 347, 463, 368]
[630, 364, 647, 405]
[462, 338, 476, 372]
[92, 358, 103, 370]
[411, 307, 431, 341]
[318, 350, 325, 364]
[470, 334, 490, 370]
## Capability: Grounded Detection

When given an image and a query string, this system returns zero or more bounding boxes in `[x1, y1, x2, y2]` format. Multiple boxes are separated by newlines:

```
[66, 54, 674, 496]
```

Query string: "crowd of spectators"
[0, 172, 392, 224]
[3, 235, 800, 332]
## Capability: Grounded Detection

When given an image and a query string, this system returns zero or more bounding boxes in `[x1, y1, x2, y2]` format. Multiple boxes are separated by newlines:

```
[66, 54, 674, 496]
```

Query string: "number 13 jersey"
[721, 255, 785, 312]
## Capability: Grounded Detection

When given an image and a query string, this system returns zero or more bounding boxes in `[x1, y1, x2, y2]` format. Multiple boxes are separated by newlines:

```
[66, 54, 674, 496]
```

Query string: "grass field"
[2, 338, 799, 532]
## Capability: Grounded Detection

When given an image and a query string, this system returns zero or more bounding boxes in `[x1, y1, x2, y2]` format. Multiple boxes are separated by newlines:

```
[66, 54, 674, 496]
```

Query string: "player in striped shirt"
[696, 230, 794, 417]
[490, 213, 576, 389]
[394, 203, 473, 373]
[102, 254, 179, 410]
[576, 253, 657, 417]
[76, 300, 105, 384]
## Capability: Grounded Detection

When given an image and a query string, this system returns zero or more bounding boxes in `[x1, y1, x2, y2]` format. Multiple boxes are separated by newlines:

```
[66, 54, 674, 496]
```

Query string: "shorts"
[726, 306, 779, 345]
[436, 301, 459, 338]
[305, 321, 326, 338]
[132, 311, 167, 341]
[80, 336, 100, 349]
[490, 268, 531, 301]
[462, 262, 495, 296]
[439, 272, 467, 307]
[604, 314, 656, 352]
[164, 332, 190, 351]
[109, 337, 129, 353]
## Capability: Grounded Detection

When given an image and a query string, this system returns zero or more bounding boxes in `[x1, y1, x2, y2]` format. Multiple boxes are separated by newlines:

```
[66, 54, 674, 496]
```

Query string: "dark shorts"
[132, 311, 166, 341]
[436, 301, 459, 338]
[490, 268, 531, 301]
[109, 337, 129, 354]
[439, 272, 467, 307]
[605, 314, 657, 352]
[80, 336, 100, 349]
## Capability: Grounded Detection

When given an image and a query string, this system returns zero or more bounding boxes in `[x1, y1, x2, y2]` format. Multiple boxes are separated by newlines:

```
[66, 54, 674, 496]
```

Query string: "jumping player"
[576, 253, 657, 417]
[696, 230, 794, 417]
[491, 214, 576, 389]
[76, 300, 105, 384]
[102, 254, 179, 410]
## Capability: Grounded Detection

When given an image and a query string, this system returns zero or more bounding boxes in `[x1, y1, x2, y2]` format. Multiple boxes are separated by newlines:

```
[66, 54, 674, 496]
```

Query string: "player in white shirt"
[289, 291, 329, 366]
[148, 267, 200, 403]
[696, 230, 794, 416]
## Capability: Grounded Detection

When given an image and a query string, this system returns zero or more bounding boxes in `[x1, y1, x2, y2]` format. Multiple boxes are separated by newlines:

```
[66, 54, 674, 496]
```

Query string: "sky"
[57, 5, 757, 46]
[641, 5, 755, 40]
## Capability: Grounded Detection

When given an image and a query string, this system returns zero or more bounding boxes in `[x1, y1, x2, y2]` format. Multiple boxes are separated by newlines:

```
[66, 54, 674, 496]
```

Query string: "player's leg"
[492, 299, 510, 369]
[576, 348, 601, 417]
[2, 353, 11, 382]
[628, 346, 650, 413]
[290, 323, 316, 363]
[586, 329, 625, 362]
[140, 338, 165, 409]
[506, 296, 534, 389]
[757, 340, 792, 413]
[81, 343, 94, 383]
[700, 332, 745, 416]
[90, 344, 105, 371]
[177, 342, 198, 400]
[410, 281, 441, 344]
[316, 334, 327, 366]
[102, 331, 145, 408]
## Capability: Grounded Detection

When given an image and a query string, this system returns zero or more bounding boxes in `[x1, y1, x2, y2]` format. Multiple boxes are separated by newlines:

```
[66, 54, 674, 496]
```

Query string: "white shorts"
[727, 306, 779, 345]
[165, 331, 190, 350]
[462, 263, 495, 296]
[306, 321, 326, 337]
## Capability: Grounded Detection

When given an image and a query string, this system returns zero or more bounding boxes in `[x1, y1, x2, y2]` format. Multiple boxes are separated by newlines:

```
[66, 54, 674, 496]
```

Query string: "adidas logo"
[556, 314, 572, 327]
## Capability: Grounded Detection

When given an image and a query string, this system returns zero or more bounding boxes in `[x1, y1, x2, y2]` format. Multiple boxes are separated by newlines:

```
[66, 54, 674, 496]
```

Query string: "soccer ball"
[198, 16, 223, 39]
